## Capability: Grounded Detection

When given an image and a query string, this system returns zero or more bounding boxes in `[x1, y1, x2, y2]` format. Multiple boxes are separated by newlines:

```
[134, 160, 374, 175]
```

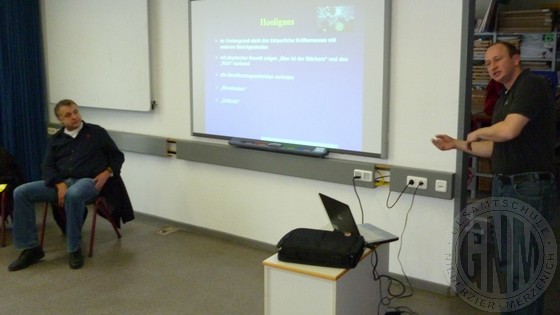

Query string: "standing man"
[9, 99, 125, 271]
[433, 42, 557, 314]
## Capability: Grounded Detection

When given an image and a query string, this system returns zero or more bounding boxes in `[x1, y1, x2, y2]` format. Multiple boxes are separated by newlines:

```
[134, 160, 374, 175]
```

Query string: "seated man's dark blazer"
[100, 175, 134, 227]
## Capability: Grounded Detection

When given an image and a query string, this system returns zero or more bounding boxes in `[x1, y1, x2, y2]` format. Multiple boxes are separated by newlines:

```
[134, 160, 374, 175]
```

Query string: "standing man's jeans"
[13, 178, 99, 252]
[492, 172, 557, 315]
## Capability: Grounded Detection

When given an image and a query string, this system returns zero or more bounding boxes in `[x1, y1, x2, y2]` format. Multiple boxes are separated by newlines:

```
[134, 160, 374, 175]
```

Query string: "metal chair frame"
[0, 188, 13, 247]
[40, 196, 121, 257]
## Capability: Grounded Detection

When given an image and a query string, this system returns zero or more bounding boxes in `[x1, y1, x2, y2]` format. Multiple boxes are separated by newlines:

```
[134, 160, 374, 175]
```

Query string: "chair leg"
[1, 192, 7, 247]
[88, 205, 98, 257]
[41, 199, 124, 257]
[96, 197, 122, 239]
[40, 202, 49, 248]
[88, 197, 121, 257]
[1, 213, 5, 248]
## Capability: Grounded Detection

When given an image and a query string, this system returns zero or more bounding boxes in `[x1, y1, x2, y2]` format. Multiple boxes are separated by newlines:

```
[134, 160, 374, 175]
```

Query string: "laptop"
[319, 193, 398, 248]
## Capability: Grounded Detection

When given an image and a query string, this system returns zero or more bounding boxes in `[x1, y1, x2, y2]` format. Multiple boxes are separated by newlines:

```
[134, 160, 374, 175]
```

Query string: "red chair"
[0, 185, 13, 247]
[40, 196, 121, 257]
[1, 147, 24, 247]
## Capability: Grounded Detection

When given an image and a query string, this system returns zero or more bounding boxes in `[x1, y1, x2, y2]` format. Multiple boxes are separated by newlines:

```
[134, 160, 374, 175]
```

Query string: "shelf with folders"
[473, 34, 494, 60]
[497, 8, 555, 33]
[472, 33, 493, 87]
[472, 61, 491, 86]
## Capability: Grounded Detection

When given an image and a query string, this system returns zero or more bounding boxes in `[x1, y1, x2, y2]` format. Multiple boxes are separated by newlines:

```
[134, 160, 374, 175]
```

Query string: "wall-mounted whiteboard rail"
[43, 0, 152, 111]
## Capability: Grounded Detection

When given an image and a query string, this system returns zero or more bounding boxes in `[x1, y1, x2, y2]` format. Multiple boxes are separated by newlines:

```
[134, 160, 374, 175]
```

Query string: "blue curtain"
[0, 0, 47, 181]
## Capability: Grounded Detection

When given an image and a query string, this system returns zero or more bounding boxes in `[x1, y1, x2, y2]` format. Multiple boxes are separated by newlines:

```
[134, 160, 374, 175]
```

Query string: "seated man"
[9, 99, 125, 271]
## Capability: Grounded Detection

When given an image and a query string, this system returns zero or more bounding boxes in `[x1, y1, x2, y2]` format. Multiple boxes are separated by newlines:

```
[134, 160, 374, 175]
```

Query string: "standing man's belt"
[495, 172, 553, 185]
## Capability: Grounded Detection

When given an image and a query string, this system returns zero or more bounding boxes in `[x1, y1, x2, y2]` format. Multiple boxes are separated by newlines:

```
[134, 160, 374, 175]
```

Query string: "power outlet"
[389, 165, 455, 199]
[354, 169, 373, 182]
[406, 176, 427, 190]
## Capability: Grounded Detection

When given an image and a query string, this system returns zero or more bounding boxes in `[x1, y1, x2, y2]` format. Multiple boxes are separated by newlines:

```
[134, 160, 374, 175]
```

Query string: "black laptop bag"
[276, 228, 365, 268]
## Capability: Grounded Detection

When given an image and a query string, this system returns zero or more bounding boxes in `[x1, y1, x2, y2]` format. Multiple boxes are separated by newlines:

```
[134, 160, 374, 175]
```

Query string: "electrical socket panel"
[354, 169, 373, 182]
[390, 165, 455, 200]
[406, 176, 427, 190]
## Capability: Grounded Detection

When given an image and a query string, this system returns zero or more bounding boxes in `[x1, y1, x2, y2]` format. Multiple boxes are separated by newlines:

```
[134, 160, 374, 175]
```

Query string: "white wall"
[45, 0, 465, 287]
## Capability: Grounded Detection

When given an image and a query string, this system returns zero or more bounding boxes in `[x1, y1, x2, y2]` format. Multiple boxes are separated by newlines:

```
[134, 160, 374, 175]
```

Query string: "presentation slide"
[191, 0, 389, 156]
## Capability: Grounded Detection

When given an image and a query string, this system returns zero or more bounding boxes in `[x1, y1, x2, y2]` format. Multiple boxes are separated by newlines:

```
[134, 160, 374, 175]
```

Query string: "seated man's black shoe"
[8, 246, 45, 271]
[69, 248, 84, 269]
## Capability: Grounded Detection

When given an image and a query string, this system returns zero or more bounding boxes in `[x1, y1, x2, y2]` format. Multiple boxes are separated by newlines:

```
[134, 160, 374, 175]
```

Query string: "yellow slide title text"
[260, 18, 295, 27]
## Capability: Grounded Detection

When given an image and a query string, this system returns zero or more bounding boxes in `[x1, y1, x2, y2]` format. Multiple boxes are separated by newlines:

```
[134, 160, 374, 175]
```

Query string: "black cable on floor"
[371, 185, 420, 315]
